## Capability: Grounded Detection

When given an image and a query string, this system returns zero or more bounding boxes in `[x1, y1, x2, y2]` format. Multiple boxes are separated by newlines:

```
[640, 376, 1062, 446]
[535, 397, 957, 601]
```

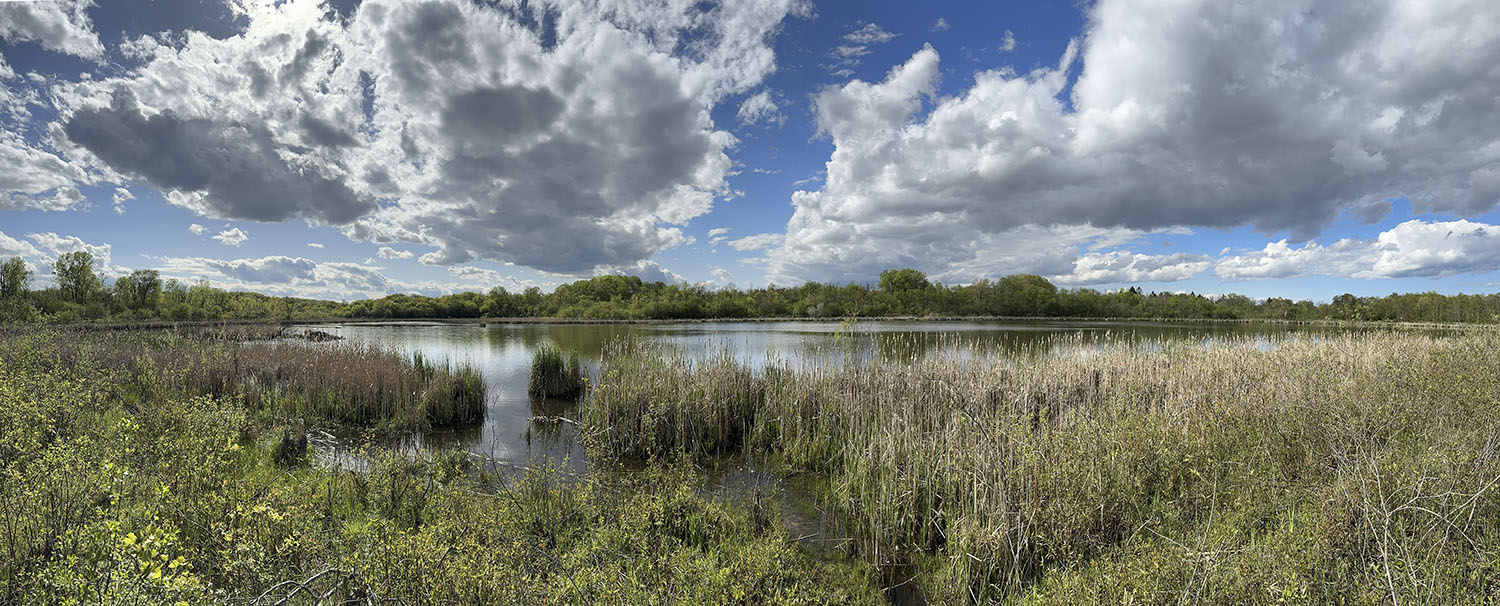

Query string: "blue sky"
[3, 0, 1500, 302]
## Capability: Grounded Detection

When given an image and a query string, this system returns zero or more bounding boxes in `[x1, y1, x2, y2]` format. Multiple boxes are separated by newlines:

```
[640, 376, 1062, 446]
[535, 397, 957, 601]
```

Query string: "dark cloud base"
[65, 90, 373, 224]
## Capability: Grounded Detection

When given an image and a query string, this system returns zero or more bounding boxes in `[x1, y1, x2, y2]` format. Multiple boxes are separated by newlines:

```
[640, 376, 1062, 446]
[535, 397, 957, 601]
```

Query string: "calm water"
[298, 319, 1374, 468]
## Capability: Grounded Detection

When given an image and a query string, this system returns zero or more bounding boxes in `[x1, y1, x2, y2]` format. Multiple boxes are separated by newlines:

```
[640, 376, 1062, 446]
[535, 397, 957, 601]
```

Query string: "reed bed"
[585, 331, 1500, 604]
[0, 329, 485, 430]
[527, 344, 586, 399]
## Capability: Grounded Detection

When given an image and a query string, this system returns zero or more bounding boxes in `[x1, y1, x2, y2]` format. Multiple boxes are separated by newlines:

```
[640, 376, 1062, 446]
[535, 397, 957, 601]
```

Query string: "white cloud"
[0, 229, 44, 260]
[1217, 219, 1500, 280]
[727, 233, 784, 251]
[1052, 251, 1211, 285]
[828, 21, 899, 75]
[111, 187, 134, 214]
[2, 231, 124, 283]
[707, 227, 731, 247]
[212, 227, 249, 247]
[0, 130, 87, 212]
[843, 23, 898, 45]
[771, 0, 1500, 284]
[27, 231, 111, 268]
[594, 259, 685, 284]
[156, 254, 460, 299]
[998, 29, 1015, 52]
[711, 266, 733, 283]
[45, 0, 811, 279]
[377, 246, 413, 260]
[931, 18, 949, 33]
[188, 224, 207, 236]
[306, 242, 324, 248]
[0, 0, 104, 60]
[449, 265, 501, 284]
[737, 90, 783, 127]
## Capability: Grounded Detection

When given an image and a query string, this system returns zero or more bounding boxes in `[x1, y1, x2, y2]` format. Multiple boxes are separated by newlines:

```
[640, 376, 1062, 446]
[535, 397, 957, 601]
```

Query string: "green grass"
[583, 331, 1500, 604]
[529, 344, 586, 399]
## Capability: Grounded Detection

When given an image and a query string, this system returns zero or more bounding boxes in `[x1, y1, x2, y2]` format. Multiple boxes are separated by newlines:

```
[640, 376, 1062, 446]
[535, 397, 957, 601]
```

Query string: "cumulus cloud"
[449, 265, 501, 284]
[28, 231, 112, 268]
[28, 0, 809, 278]
[596, 259, 685, 284]
[0, 230, 45, 260]
[64, 91, 373, 224]
[111, 187, 134, 214]
[1053, 251, 1211, 285]
[183, 255, 317, 283]
[931, 18, 949, 33]
[307, 242, 324, 248]
[771, 0, 1500, 284]
[377, 246, 413, 260]
[156, 254, 456, 298]
[0, 131, 87, 212]
[212, 227, 249, 247]
[188, 224, 207, 236]
[1217, 220, 1500, 280]
[0, 0, 104, 60]
[0, 231, 124, 282]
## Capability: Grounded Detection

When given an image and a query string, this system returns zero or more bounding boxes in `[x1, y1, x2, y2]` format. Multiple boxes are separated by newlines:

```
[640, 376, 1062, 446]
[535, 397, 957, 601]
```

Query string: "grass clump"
[528, 344, 585, 399]
[584, 331, 1500, 604]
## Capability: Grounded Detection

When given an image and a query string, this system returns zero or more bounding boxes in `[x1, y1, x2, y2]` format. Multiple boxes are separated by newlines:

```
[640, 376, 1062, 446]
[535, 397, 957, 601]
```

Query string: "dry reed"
[585, 331, 1500, 603]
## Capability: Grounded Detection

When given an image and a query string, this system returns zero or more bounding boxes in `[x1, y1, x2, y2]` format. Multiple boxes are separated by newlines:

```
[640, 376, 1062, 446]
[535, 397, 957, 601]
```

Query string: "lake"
[299, 319, 1388, 469]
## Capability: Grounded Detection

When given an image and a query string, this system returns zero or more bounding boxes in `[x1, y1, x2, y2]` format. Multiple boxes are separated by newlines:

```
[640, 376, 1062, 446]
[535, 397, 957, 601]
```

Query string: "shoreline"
[9, 315, 1495, 332]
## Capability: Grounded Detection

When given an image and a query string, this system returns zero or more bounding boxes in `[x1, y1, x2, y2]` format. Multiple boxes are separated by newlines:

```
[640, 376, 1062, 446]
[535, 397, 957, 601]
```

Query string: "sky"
[3, 0, 1500, 302]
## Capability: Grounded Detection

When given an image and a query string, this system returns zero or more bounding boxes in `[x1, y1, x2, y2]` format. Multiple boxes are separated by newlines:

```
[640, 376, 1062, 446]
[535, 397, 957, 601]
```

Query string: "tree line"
[4, 257, 1500, 325]
[0, 253, 342, 323]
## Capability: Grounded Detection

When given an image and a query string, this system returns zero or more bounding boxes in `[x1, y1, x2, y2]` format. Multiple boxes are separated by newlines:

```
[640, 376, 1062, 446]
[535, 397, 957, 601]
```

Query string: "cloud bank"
[769, 0, 1500, 284]
[30, 0, 810, 277]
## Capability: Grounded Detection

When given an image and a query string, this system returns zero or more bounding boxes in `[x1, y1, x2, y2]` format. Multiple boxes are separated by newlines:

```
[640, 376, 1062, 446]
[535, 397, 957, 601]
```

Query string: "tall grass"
[528, 345, 585, 399]
[584, 331, 1500, 603]
[0, 328, 485, 430]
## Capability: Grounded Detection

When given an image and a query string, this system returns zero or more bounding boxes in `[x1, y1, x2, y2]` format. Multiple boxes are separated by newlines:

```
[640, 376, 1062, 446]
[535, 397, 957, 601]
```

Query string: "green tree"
[879, 268, 931, 292]
[54, 251, 101, 304]
[1, 257, 29, 298]
[997, 274, 1057, 316]
[114, 269, 162, 309]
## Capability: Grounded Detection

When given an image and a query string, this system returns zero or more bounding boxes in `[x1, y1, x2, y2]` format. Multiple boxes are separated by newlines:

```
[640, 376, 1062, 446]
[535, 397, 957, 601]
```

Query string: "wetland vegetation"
[2, 319, 1499, 604]
[585, 331, 1500, 603]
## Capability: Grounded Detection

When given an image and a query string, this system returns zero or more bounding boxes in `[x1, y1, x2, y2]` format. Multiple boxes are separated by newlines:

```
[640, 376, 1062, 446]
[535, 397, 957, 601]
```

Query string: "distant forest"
[4, 254, 1500, 325]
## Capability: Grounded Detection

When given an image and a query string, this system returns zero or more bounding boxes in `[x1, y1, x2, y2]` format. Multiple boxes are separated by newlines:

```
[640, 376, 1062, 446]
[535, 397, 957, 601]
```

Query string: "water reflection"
[300, 319, 1395, 466]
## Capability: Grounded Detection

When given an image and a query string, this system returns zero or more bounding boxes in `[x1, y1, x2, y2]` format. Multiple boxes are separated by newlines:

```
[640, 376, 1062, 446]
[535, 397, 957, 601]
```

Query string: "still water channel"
[299, 319, 1380, 468]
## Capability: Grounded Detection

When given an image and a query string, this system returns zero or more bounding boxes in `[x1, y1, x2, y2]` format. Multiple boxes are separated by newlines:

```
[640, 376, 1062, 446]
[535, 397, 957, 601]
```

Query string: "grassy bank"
[0, 329, 884, 603]
[584, 331, 1500, 603]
